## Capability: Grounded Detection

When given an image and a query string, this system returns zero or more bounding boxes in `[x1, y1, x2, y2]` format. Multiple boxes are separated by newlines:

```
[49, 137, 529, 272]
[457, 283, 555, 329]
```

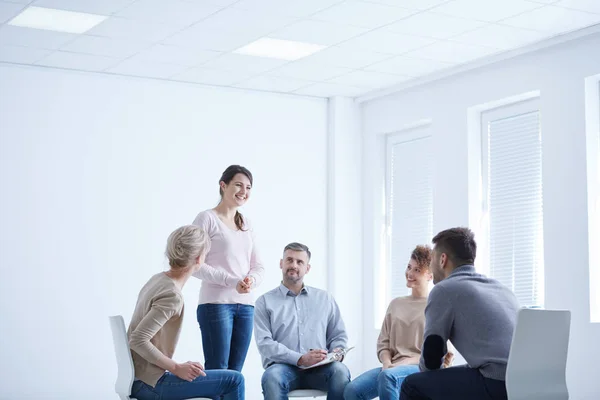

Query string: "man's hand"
[332, 347, 345, 362]
[382, 360, 393, 370]
[173, 361, 206, 382]
[442, 351, 454, 368]
[236, 280, 251, 294]
[297, 349, 327, 367]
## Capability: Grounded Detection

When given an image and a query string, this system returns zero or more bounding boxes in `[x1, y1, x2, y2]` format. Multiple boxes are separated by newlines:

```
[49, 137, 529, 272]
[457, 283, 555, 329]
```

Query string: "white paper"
[299, 346, 355, 370]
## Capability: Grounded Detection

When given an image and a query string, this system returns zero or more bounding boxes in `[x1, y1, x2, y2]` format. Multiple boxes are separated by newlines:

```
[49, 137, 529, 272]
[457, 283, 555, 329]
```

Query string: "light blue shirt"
[254, 283, 348, 369]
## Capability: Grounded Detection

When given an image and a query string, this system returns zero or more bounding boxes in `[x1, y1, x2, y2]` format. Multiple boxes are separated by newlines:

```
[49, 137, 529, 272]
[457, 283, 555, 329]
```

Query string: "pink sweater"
[192, 209, 264, 306]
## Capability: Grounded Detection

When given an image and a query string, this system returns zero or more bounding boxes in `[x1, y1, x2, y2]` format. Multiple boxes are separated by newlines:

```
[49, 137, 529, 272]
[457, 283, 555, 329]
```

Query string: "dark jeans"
[400, 366, 508, 400]
[197, 304, 254, 372]
[261, 362, 351, 400]
[131, 370, 244, 400]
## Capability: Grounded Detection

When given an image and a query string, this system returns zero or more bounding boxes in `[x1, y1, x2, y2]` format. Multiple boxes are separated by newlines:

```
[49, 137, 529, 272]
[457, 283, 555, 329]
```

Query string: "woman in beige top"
[127, 225, 245, 400]
[344, 245, 453, 400]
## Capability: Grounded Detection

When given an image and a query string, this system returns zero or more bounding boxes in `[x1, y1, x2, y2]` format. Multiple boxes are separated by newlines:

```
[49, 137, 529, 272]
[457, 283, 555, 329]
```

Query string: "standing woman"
[192, 165, 264, 372]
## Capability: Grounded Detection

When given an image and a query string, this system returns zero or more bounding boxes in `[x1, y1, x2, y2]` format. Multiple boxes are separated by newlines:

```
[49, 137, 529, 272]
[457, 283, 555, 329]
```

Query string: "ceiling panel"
[328, 69, 411, 89]
[199, 53, 288, 74]
[116, 0, 222, 27]
[0, 44, 51, 63]
[452, 24, 547, 49]
[341, 29, 436, 54]
[187, 7, 295, 34]
[269, 19, 368, 46]
[364, 55, 454, 76]
[35, 50, 120, 71]
[2, 0, 599, 98]
[556, 0, 600, 13]
[128, 44, 222, 67]
[234, 75, 313, 92]
[162, 25, 259, 52]
[106, 57, 189, 78]
[404, 40, 500, 63]
[0, 1, 27, 23]
[60, 34, 149, 58]
[87, 17, 183, 42]
[232, 0, 345, 18]
[0, 24, 77, 49]
[502, 4, 600, 32]
[268, 59, 354, 81]
[293, 81, 366, 97]
[31, 0, 136, 15]
[312, 0, 418, 28]
[362, 0, 453, 10]
[173, 66, 254, 85]
[384, 11, 488, 39]
[300, 45, 392, 68]
[433, 0, 544, 22]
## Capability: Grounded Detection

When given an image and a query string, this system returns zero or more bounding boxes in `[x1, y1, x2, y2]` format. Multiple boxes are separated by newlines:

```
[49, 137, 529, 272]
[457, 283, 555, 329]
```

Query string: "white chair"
[288, 389, 327, 398]
[505, 308, 571, 400]
[109, 315, 210, 400]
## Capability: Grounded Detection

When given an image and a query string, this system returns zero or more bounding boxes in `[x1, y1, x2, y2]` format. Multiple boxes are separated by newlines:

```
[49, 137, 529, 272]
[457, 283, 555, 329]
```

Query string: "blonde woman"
[128, 225, 245, 400]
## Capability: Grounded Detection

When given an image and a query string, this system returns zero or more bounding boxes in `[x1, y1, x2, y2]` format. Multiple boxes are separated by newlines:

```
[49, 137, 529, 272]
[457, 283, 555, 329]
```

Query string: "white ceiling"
[1, 0, 599, 98]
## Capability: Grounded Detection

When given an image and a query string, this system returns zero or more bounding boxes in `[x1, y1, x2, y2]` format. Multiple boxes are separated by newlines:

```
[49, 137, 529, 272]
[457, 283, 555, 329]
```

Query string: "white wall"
[361, 32, 600, 400]
[0, 64, 330, 399]
[327, 97, 364, 378]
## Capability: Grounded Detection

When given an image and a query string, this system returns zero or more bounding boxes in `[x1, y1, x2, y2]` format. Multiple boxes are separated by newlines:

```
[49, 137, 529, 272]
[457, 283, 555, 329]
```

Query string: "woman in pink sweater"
[192, 165, 265, 372]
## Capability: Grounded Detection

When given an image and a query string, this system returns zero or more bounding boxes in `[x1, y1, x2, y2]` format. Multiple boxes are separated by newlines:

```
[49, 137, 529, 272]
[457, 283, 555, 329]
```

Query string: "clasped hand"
[173, 361, 205, 382]
[236, 276, 254, 294]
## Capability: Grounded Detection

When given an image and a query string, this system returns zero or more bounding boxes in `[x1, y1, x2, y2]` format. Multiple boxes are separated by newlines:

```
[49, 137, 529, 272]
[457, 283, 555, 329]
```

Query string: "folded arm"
[419, 286, 453, 372]
[129, 292, 182, 372]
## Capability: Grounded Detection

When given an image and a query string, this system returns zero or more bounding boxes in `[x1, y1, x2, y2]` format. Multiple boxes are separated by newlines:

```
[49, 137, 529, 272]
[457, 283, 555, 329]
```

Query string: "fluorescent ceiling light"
[234, 38, 327, 61]
[8, 6, 107, 34]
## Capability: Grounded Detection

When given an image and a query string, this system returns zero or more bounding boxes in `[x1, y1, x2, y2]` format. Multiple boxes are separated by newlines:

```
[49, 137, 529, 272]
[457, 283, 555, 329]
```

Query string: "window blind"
[388, 136, 433, 299]
[486, 110, 544, 307]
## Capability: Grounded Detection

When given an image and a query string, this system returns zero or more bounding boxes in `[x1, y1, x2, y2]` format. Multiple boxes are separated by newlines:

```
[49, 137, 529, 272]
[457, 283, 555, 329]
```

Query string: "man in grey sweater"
[400, 227, 520, 400]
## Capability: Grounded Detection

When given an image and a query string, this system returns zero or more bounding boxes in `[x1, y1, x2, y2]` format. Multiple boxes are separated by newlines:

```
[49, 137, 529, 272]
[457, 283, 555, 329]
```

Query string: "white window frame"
[472, 95, 545, 309]
[376, 122, 432, 327]
[585, 74, 600, 323]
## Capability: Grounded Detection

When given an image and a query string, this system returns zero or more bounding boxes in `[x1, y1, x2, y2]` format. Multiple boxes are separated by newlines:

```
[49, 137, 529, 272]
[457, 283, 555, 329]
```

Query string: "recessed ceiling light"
[234, 38, 327, 61]
[8, 6, 107, 34]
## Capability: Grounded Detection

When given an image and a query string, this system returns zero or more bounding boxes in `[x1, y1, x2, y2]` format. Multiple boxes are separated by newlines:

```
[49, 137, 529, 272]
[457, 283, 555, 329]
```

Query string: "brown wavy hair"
[410, 245, 432, 269]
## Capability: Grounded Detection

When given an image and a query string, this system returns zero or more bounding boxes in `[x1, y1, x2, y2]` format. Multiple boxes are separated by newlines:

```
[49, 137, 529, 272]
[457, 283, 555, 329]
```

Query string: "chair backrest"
[506, 308, 571, 400]
[109, 315, 135, 400]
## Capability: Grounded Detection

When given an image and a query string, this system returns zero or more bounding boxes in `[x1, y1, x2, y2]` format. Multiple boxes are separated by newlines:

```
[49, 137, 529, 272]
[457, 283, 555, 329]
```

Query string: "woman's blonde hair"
[165, 225, 211, 268]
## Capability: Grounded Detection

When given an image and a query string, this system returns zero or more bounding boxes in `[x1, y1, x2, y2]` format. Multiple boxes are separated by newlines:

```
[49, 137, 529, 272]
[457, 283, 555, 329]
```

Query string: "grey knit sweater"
[420, 265, 520, 380]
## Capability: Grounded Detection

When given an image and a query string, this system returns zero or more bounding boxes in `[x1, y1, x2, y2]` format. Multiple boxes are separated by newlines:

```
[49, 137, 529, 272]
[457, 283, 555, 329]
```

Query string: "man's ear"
[440, 253, 448, 269]
[280, 259, 284, 270]
[306, 263, 311, 274]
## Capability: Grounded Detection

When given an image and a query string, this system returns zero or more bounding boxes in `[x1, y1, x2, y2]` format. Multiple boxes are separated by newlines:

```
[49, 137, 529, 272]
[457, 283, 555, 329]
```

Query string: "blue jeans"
[400, 365, 507, 400]
[344, 365, 419, 400]
[261, 362, 350, 400]
[197, 304, 254, 371]
[131, 370, 244, 400]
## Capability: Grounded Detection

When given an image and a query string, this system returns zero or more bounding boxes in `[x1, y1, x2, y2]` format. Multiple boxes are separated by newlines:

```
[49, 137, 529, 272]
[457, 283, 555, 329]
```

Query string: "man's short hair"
[283, 242, 311, 261]
[431, 227, 476, 265]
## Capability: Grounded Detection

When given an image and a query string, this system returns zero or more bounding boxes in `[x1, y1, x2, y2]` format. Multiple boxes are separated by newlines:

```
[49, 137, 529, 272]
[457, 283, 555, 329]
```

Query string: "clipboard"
[299, 346, 355, 370]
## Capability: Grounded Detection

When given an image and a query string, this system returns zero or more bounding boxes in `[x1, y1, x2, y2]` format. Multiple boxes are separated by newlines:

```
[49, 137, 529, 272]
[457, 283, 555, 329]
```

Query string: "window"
[384, 128, 433, 305]
[481, 99, 544, 308]
[585, 75, 600, 322]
